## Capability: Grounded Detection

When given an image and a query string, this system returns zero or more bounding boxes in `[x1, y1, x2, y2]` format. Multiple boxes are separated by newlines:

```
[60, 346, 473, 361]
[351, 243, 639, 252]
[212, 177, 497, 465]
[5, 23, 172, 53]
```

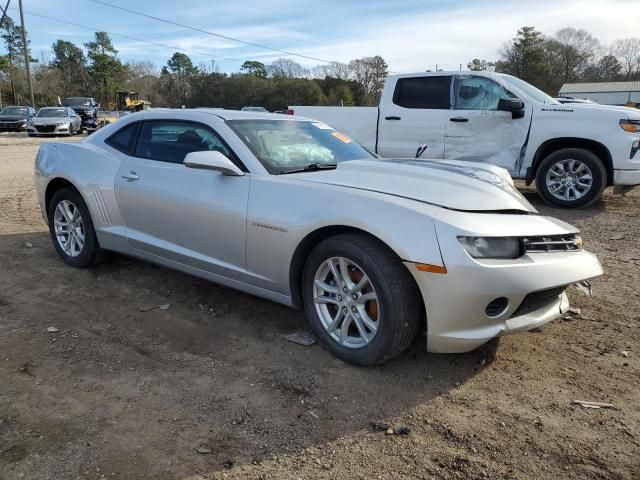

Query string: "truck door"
[444, 75, 531, 175]
[377, 75, 452, 158]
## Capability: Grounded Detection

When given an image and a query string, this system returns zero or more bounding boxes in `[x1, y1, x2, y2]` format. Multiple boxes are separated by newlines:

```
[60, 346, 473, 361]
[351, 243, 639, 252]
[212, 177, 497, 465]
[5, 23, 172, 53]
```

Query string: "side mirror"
[498, 98, 525, 119]
[184, 150, 244, 176]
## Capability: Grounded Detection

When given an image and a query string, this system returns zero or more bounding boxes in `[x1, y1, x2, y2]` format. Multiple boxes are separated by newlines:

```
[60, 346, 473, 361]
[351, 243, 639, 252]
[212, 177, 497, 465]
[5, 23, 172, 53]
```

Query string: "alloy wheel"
[313, 256, 380, 349]
[53, 200, 85, 257]
[545, 158, 593, 202]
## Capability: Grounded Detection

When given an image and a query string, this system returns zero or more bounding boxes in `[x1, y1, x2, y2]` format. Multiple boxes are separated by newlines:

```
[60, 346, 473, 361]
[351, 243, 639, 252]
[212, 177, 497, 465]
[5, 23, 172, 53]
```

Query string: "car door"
[377, 75, 452, 158]
[113, 119, 251, 281]
[444, 75, 532, 174]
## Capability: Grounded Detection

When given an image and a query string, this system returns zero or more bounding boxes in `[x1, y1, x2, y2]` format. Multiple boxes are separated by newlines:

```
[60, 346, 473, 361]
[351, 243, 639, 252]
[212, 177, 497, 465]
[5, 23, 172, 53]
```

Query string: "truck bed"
[288, 106, 379, 152]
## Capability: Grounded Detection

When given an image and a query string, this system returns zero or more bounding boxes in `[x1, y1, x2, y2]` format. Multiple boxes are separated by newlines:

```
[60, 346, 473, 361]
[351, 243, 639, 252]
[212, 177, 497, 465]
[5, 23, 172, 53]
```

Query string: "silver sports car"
[34, 109, 603, 365]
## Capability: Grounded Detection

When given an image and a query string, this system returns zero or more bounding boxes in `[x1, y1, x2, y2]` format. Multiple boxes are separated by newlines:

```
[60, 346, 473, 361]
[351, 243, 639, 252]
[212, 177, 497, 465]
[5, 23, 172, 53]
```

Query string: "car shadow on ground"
[0, 231, 496, 478]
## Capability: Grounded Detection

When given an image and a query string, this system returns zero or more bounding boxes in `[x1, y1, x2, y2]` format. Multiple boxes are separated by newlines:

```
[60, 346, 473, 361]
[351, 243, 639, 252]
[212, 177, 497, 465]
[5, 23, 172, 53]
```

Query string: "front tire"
[535, 148, 606, 208]
[302, 233, 421, 366]
[48, 188, 104, 268]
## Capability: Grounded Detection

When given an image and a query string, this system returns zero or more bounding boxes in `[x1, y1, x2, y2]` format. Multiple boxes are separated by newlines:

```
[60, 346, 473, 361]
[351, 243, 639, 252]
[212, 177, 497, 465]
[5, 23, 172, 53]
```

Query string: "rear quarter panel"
[35, 141, 126, 246]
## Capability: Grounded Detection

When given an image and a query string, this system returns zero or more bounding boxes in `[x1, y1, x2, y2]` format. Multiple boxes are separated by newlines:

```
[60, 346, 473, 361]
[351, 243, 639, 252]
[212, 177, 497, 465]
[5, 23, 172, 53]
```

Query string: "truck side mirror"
[498, 98, 525, 119]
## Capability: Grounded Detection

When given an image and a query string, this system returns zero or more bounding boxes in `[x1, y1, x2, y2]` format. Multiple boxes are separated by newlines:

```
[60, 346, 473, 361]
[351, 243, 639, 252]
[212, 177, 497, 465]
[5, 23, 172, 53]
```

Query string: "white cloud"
[281, 0, 640, 72]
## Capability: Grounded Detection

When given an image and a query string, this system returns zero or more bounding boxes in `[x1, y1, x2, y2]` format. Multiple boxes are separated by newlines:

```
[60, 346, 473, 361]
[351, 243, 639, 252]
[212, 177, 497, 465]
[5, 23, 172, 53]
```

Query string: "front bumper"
[408, 210, 603, 353]
[613, 169, 640, 186]
[0, 121, 26, 131]
[81, 117, 97, 130]
[27, 124, 70, 135]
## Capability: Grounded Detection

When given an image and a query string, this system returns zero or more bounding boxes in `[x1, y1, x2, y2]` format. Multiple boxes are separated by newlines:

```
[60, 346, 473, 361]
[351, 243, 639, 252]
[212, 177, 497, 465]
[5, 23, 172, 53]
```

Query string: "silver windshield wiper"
[279, 163, 337, 174]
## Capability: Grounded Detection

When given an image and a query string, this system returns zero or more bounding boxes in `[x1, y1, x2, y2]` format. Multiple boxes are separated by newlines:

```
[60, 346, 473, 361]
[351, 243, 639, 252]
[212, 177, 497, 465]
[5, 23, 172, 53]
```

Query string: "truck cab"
[291, 71, 640, 208]
[62, 97, 99, 131]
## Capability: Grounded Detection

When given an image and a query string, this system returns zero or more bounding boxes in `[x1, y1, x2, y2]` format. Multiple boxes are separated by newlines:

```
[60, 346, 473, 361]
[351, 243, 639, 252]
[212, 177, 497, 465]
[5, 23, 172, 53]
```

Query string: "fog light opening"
[485, 297, 509, 318]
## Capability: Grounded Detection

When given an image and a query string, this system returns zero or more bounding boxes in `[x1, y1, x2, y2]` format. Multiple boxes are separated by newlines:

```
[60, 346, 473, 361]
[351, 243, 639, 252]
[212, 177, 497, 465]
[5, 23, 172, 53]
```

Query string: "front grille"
[0, 121, 20, 128]
[35, 125, 57, 133]
[512, 286, 566, 317]
[522, 234, 581, 253]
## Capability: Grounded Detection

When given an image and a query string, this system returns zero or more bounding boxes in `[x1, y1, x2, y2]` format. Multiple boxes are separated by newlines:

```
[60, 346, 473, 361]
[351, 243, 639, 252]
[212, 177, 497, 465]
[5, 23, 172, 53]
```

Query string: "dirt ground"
[0, 134, 638, 480]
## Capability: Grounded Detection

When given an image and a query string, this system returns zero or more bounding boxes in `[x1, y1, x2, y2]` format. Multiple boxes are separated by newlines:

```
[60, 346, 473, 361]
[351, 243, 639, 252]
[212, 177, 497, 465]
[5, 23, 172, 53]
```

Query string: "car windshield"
[502, 75, 559, 104]
[226, 119, 375, 174]
[1, 107, 28, 115]
[37, 108, 67, 118]
[63, 98, 91, 106]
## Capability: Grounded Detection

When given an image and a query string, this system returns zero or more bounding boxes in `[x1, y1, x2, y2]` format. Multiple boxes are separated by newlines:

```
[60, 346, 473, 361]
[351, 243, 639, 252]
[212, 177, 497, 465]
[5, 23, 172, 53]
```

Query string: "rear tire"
[535, 148, 606, 208]
[48, 188, 105, 268]
[301, 233, 421, 366]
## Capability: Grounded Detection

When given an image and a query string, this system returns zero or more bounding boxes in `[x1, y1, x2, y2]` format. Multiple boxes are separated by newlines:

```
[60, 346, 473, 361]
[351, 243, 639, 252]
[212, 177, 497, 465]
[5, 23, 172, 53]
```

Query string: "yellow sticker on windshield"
[331, 132, 352, 143]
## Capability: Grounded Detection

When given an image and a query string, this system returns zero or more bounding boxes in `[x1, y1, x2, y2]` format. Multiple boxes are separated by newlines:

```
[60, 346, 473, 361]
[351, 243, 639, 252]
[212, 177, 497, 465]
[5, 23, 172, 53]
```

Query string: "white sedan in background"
[34, 109, 602, 365]
[28, 106, 82, 136]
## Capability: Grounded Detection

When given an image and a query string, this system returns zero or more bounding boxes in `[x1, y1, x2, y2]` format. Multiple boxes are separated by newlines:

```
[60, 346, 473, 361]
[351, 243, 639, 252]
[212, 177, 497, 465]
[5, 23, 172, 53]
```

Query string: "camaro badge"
[251, 222, 288, 233]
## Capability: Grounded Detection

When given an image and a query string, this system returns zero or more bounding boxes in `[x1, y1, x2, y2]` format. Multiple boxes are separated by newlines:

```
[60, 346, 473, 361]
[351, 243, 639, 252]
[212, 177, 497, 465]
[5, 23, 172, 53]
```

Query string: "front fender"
[245, 175, 444, 297]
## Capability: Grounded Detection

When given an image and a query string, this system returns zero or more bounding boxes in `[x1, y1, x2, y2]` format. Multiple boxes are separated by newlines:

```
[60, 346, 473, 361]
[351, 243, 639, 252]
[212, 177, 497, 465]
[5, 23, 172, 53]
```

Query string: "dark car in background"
[62, 97, 99, 131]
[0, 106, 36, 131]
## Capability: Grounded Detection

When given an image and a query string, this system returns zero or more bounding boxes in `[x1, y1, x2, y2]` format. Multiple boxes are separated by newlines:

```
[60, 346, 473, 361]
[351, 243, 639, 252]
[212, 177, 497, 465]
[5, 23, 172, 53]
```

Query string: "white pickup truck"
[291, 71, 640, 208]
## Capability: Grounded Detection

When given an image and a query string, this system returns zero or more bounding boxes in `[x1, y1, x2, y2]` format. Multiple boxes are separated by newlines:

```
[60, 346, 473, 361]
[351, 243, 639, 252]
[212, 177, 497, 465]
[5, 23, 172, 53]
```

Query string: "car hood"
[569, 103, 640, 119]
[287, 159, 537, 213]
[0, 114, 27, 121]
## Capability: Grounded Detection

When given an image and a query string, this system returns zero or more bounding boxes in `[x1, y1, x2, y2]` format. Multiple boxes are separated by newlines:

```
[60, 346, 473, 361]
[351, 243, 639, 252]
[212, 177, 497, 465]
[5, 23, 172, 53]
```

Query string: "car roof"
[390, 70, 503, 79]
[138, 108, 314, 122]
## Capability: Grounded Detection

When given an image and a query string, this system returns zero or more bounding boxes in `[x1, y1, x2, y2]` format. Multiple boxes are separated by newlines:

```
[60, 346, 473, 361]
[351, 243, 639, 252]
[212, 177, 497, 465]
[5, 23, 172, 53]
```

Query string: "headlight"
[620, 119, 640, 133]
[458, 236, 521, 259]
[56, 121, 65, 126]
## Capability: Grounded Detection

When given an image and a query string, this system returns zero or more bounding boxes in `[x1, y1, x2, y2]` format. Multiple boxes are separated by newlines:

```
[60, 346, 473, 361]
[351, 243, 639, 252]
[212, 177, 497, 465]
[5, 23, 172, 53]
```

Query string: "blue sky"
[6, 0, 639, 73]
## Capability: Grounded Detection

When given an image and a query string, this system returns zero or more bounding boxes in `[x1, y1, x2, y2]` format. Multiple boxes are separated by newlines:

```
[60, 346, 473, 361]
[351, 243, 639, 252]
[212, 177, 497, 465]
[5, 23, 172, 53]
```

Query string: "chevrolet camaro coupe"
[34, 109, 603, 365]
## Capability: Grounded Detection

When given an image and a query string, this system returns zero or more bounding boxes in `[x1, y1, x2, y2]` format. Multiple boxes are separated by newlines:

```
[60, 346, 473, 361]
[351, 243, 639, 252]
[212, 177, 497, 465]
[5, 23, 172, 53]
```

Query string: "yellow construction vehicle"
[114, 91, 151, 112]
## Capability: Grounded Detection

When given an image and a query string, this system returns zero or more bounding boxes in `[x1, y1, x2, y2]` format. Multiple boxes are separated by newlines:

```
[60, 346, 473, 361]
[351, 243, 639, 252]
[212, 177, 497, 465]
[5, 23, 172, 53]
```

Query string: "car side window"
[454, 76, 517, 111]
[105, 122, 141, 155]
[393, 76, 451, 109]
[133, 121, 233, 165]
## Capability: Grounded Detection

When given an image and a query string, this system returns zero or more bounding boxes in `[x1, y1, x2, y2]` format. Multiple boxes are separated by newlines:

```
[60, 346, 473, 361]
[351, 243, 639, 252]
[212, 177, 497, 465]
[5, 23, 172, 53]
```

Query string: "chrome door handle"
[121, 171, 139, 181]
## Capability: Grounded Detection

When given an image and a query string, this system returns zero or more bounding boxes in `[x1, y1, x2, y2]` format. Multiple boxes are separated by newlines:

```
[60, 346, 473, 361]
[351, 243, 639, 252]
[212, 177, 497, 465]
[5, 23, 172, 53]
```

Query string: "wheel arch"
[288, 224, 418, 309]
[526, 138, 613, 186]
[45, 177, 82, 213]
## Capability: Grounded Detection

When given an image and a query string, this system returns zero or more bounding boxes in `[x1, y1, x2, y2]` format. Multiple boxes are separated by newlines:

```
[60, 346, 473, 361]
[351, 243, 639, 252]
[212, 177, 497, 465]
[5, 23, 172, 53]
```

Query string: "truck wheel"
[535, 148, 606, 208]
[301, 233, 421, 366]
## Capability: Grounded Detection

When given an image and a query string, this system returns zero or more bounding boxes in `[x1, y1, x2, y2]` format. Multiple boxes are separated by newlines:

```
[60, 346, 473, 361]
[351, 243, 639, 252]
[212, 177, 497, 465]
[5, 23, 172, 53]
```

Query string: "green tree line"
[469, 26, 640, 94]
[3, 15, 639, 108]
[0, 15, 389, 109]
